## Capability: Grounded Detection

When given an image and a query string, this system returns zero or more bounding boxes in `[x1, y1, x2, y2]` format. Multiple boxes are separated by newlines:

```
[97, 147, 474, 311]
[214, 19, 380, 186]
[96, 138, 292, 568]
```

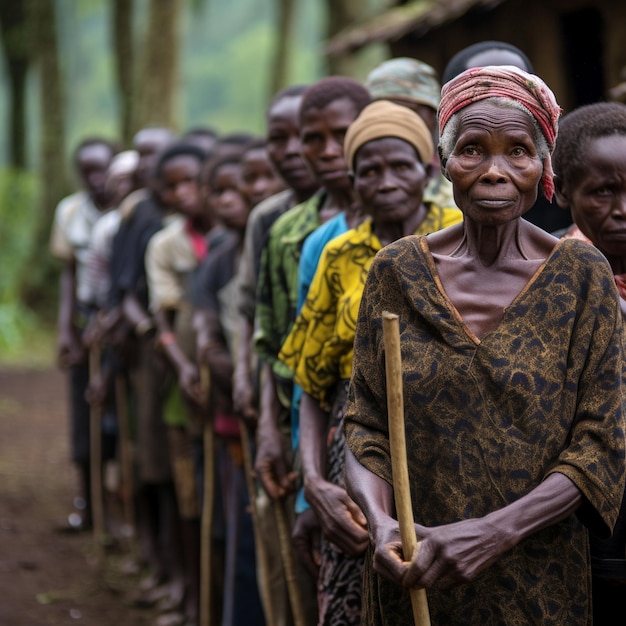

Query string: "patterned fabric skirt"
[317, 379, 364, 626]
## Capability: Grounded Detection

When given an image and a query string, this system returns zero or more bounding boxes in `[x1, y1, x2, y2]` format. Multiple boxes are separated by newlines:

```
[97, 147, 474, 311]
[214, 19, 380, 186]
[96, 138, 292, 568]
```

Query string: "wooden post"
[383, 311, 430, 626]
[240, 421, 277, 626]
[199, 365, 214, 626]
[89, 344, 105, 566]
[115, 374, 136, 557]
[274, 497, 306, 626]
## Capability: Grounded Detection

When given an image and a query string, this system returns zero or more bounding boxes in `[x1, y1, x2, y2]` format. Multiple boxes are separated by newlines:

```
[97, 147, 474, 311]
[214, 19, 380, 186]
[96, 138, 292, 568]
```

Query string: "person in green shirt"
[252, 76, 370, 624]
[279, 99, 461, 626]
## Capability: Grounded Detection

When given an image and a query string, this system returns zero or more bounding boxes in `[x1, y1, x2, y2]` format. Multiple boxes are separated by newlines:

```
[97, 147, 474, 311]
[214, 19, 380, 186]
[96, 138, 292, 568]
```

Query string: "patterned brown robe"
[345, 236, 626, 625]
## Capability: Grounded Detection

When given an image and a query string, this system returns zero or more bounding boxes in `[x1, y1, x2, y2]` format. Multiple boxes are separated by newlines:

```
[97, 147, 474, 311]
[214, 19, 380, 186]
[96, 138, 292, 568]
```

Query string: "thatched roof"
[325, 0, 508, 57]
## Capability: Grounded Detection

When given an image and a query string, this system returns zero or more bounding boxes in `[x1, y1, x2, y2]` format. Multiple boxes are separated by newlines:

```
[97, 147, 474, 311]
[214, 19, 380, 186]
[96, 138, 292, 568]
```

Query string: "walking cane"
[240, 420, 277, 626]
[383, 312, 431, 626]
[199, 365, 214, 626]
[275, 495, 307, 626]
[89, 343, 106, 567]
[115, 374, 136, 557]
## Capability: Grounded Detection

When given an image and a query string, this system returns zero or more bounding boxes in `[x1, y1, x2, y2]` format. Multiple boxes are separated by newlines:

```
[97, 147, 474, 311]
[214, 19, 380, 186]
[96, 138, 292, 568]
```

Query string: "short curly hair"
[299, 76, 371, 124]
[552, 102, 626, 187]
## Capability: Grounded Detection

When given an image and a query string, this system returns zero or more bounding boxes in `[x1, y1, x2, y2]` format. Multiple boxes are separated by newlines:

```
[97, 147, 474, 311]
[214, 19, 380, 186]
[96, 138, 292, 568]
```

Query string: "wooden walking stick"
[115, 374, 136, 557]
[274, 496, 307, 626]
[383, 311, 431, 626]
[89, 343, 106, 566]
[240, 420, 277, 626]
[199, 365, 214, 626]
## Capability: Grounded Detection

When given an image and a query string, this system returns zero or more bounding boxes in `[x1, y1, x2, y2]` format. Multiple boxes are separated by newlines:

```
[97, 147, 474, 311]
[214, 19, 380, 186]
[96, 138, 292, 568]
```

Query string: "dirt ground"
[0, 366, 160, 626]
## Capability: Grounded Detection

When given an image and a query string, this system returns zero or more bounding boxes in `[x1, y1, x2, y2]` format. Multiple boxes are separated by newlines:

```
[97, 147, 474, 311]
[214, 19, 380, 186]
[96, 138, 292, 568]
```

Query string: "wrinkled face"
[267, 95, 317, 193]
[157, 155, 203, 218]
[353, 137, 430, 225]
[445, 101, 543, 226]
[208, 163, 249, 231]
[561, 135, 626, 257]
[239, 147, 285, 209]
[77, 143, 113, 204]
[300, 97, 360, 191]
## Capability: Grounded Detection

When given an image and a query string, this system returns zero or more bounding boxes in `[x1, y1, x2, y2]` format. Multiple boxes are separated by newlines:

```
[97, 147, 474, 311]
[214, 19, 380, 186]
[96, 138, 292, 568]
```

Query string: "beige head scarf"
[344, 100, 434, 171]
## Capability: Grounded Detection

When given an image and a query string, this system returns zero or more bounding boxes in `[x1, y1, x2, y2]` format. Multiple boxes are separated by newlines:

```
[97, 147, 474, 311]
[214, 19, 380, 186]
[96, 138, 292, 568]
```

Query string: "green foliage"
[0, 168, 40, 352]
[0, 0, 377, 365]
[180, 0, 325, 135]
[56, 0, 119, 151]
[0, 0, 332, 159]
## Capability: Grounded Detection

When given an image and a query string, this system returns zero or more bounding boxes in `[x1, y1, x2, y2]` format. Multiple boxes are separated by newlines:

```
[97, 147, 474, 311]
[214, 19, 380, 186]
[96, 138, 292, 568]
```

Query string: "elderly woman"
[552, 100, 626, 626]
[278, 100, 461, 625]
[344, 66, 626, 625]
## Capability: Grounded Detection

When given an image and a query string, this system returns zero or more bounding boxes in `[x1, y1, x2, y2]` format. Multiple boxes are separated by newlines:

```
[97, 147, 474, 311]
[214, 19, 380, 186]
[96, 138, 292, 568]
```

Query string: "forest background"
[0, 0, 387, 363]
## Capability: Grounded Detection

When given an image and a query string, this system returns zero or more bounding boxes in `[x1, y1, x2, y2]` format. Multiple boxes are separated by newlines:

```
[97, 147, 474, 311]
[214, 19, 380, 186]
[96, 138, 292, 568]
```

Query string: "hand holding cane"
[383, 311, 431, 626]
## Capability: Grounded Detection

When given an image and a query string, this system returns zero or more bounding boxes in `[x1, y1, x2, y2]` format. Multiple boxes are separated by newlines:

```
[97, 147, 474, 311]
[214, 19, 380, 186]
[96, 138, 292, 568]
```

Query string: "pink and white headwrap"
[438, 65, 562, 201]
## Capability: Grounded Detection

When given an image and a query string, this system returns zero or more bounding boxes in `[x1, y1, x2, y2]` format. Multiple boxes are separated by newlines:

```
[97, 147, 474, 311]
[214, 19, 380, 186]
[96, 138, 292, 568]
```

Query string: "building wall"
[388, 0, 626, 114]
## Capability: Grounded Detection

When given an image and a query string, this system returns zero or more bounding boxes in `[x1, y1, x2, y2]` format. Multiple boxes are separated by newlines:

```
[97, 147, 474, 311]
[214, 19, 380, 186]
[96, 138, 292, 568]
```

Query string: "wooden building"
[325, 0, 626, 114]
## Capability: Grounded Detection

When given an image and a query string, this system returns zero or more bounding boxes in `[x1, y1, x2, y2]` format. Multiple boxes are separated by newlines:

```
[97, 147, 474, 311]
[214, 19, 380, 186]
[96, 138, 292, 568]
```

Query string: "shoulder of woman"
[375, 233, 424, 258]
[368, 236, 429, 282]
[556, 236, 606, 262]
[553, 237, 617, 286]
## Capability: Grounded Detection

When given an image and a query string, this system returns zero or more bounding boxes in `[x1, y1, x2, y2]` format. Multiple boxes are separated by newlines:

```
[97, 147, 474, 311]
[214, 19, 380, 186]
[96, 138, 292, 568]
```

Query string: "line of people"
[48, 40, 626, 626]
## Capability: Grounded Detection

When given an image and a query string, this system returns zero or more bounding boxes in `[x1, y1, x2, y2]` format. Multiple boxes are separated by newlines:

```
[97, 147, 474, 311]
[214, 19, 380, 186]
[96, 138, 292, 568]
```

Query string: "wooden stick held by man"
[89, 343, 106, 565]
[199, 364, 214, 626]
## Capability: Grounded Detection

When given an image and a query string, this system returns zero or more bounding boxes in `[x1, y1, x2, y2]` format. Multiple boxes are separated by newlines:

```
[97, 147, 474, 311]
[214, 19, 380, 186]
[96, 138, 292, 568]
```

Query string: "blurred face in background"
[300, 97, 360, 192]
[266, 95, 318, 195]
[561, 135, 626, 258]
[238, 145, 285, 209]
[157, 154, 203, 219]
[103, 151, 140, 207]
[134, 128, 175, 189]
[76, 142, 114, 209]
[105, 169, 138, 207]
[207, 161, 249, 231]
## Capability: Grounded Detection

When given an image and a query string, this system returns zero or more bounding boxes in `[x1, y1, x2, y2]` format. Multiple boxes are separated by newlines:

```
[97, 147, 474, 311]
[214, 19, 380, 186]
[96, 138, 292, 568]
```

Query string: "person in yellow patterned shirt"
[278, 100, 462, 626]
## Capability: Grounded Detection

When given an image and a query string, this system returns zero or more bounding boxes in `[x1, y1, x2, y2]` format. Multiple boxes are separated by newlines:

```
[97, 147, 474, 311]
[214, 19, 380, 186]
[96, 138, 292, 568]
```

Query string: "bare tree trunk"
[25, 0, 69, 307]
[112, 0, 135, 145]
[324, 0, 364, 76]
[135, 0, 182, 131]
[269, 0, 295, 98]
[32, 0, 68, 214]
[0, 0, 31, 168]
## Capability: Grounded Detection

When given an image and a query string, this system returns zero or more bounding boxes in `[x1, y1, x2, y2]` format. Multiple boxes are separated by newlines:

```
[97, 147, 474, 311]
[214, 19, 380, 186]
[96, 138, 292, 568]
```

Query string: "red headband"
[439, 65, 562, 201]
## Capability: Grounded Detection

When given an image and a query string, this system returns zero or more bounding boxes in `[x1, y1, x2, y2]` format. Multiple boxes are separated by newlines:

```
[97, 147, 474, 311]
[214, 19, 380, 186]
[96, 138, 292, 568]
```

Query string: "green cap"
[366, 57, 441, 111]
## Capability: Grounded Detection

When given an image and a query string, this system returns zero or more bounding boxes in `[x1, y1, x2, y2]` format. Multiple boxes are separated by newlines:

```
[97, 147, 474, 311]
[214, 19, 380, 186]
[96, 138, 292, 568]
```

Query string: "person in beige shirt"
[49, 137, 116, 531]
